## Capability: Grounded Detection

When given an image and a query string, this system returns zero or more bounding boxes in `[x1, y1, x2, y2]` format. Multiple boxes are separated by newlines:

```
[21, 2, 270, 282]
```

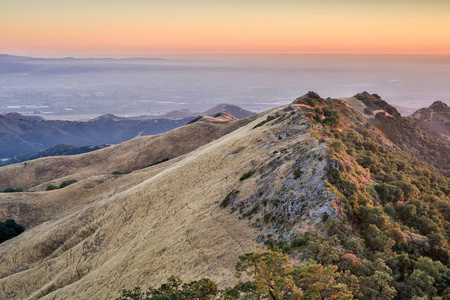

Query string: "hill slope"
[0, 105, 254, 162]
[0, 101, 337, 299]
[0, 113, 195, 159]
[131, 104, 255, 120]
[410, 100, 450, 143]
[0, 93, 449, 299]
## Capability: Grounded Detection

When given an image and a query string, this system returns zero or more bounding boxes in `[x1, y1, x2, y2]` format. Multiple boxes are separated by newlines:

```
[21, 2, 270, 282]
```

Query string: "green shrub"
[46, 180, 77, 191]
[330, 140, 346, 152]
[293, 166, 303, 179]
[145, 157, 170, 168]
[322, 211, 330, 222]
[243, 204, 259, 217]
[0, 219, 25, 243]
[220, 190, 239, 208]
[59, 180, 77, 189]
[326, 168, 342, 183]
[290, 236, 309, 248]
[262, 198, 268, 206]
[240, 169, 256, 181]
[271, 199, 281, 207]
[253, 115, 276, 129]
[263, 212, 272, 223]
[46, 185, 58, 191]
[112, 171, 122, 175]
[1, 187, 23, 193]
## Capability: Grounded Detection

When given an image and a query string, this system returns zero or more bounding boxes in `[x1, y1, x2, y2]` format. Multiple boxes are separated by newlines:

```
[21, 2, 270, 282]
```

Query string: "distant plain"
[1, 54, 449, 120]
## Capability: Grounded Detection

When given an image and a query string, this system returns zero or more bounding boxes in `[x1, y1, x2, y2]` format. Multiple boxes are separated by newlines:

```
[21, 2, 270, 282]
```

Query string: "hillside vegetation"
[0, 92, 448, 299]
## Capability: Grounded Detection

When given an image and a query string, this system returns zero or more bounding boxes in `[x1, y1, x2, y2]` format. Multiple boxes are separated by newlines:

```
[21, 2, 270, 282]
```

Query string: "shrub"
[46, 180, 77, 191]
[146, 157, 170, 168]
[0, 219, 25, 243]
[1, 187, 23, 193]
[112, 171, 122, 175]
[243, 204, 259, 217]
[220, 190, 239, 208]
[330, 140, 346, 152]
[240, 169, 256, 181]
[46, 185, 58, 191]
[290, 236, 309, 248]
[293, 166, 303, 179]
[263, 212, 272, 223]
[253, 115, 276, 129]
[59, 180, 77, 189]
[116, 276, 218, 300]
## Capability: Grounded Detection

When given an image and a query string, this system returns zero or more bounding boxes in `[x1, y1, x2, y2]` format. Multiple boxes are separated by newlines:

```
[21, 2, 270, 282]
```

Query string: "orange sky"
[1, 0, 450, 55]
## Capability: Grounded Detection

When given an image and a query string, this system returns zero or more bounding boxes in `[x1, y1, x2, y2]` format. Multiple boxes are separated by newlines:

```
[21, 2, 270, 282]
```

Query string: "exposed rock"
[293, 91, 322, 105]
[229, 105, 342, 239]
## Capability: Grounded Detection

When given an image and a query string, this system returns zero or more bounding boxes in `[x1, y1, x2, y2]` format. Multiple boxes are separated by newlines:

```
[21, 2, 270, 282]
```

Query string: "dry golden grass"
[0, 108, 304, 299]
[337, 96, 384, 119]
[0, 119, 255, 192]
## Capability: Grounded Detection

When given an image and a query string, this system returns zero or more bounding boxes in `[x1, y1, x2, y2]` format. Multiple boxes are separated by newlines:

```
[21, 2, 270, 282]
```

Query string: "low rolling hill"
[0, 104, 255, 162]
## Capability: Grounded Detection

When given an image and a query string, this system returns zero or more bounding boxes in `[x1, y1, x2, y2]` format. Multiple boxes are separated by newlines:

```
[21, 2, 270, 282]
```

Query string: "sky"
[1, 0, 450, 55]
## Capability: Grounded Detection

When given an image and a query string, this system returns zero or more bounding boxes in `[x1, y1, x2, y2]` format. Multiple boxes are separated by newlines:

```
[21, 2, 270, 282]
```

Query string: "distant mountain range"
[0, 144, 110, 166]
[0, 54, 165, 62]
[0, 104, 254, 165]
[131, 103, 255, 120]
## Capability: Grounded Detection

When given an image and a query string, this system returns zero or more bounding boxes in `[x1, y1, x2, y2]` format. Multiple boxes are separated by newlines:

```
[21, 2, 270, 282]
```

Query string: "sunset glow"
[1, 0, 450, 55]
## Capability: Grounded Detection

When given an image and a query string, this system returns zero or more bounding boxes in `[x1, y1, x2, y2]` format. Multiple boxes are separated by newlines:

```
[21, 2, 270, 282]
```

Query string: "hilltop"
[129, 104, 255, 120]
[410, 100, 450, 143]
[0, 92, 449, 299]
[0, 104, 254, 164]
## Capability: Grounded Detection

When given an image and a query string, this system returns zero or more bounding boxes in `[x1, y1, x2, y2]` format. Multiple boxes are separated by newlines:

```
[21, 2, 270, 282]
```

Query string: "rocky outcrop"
[225, 103, 342, 242]
[293, 91, 322, 105]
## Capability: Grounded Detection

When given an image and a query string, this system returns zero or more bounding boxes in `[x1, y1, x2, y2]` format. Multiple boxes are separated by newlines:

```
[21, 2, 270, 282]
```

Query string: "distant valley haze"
[0, 53, 449, 120]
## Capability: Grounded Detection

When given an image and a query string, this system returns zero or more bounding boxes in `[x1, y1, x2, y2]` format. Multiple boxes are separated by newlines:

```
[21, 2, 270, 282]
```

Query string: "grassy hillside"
[0, 93, 449, 299]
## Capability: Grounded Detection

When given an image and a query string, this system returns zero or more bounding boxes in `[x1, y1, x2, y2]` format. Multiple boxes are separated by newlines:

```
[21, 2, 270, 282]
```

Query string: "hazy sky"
[1, 0, 450, 54]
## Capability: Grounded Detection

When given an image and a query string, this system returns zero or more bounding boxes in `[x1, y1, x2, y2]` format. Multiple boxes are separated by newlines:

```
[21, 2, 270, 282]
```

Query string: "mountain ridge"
[0, 92, 449, 299]
[409, 100, 450, 143]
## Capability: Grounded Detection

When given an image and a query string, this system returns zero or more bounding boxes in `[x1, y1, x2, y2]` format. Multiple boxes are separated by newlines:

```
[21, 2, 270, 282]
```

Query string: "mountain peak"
[4, 112, 44, 121]
[353, 91, 401, 118]
[293, 91, 322, 105]
[409, 100, 450, 143]
[202, 103, 255, 119]
[188, 112, 239, 124]
[429, 100, 449, 111]
[89, 114, 123, 122]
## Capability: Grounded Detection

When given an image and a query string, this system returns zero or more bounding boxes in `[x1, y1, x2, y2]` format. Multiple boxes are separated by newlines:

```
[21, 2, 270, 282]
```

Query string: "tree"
[233, 249, 352, 299]
[116, 276, 218, 300]
[234, 250, 300, 299]
[0, 219, 25, 243]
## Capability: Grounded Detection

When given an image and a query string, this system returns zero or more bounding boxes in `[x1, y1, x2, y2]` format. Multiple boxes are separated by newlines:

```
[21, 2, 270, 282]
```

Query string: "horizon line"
[4, 52, 450, 58]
